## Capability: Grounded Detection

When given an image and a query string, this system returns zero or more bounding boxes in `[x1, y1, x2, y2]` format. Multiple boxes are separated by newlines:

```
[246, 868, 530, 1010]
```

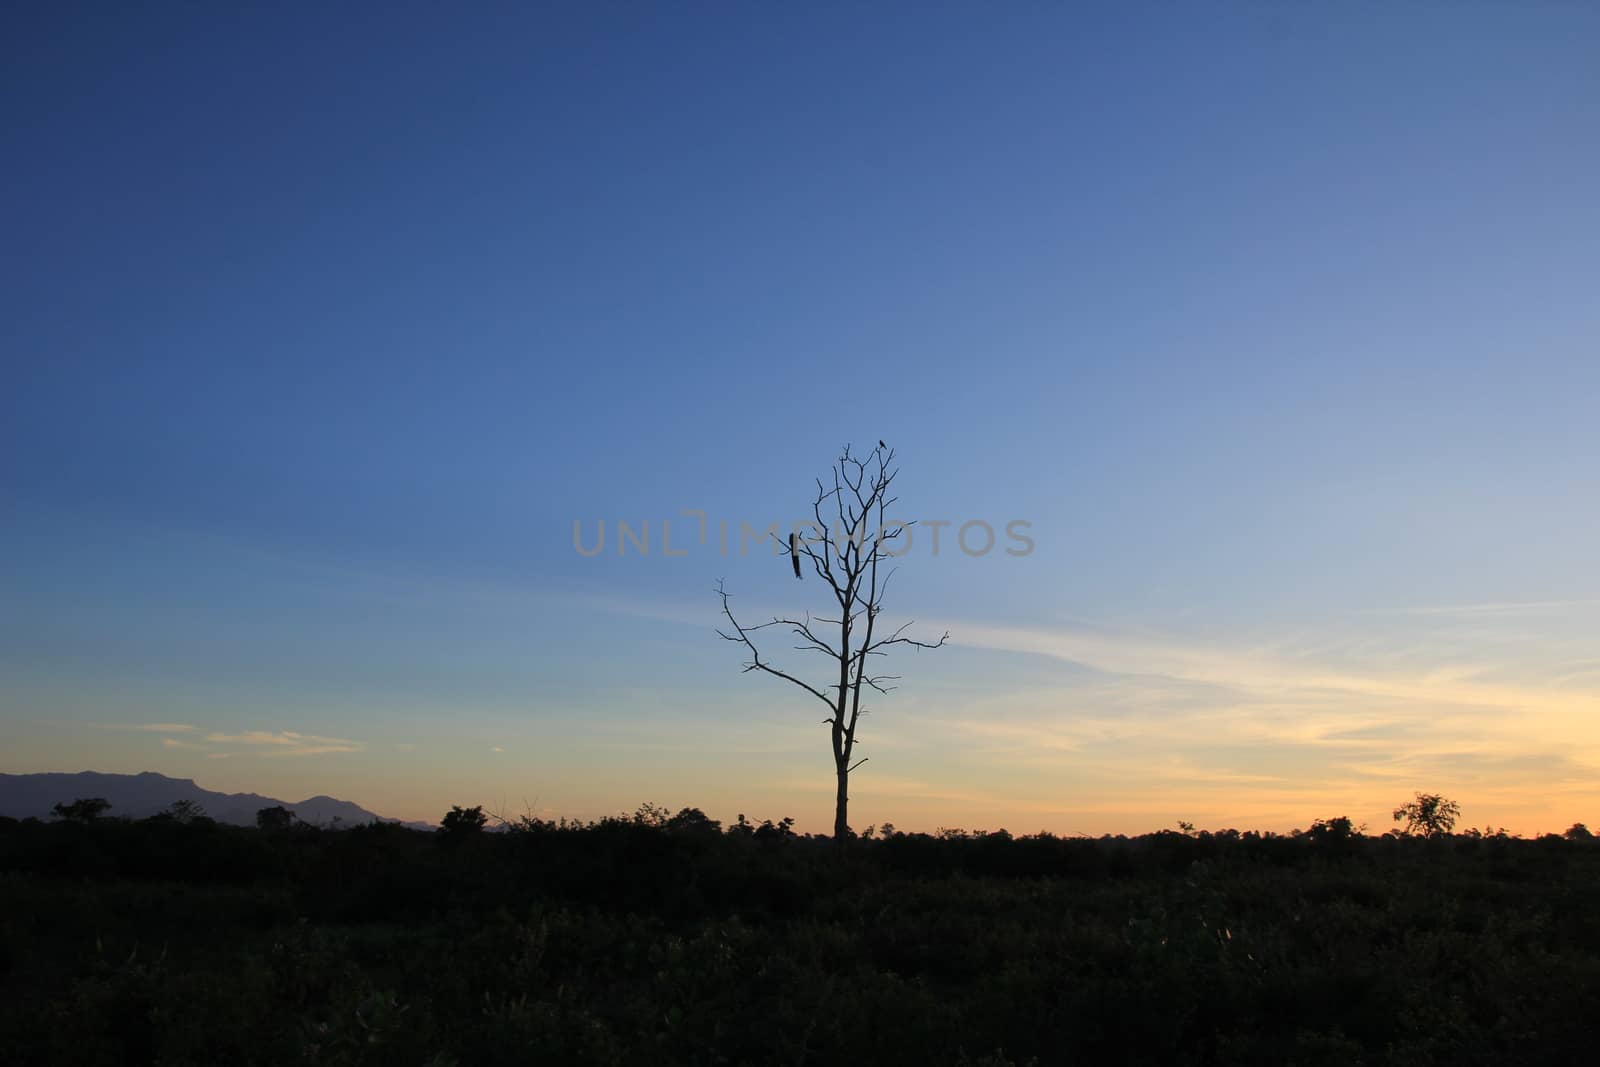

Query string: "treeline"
[3, 802, 1597, 924]
[5, 804, 1600, 1065]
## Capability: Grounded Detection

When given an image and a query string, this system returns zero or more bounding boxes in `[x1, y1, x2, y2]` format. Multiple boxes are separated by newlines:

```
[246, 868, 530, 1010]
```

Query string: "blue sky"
[3, 3, 1598, 831]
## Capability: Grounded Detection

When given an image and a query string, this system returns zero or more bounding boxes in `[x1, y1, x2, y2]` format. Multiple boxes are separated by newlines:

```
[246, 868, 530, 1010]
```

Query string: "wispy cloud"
[116, 726, 364, 758]
[101, 722, 198, 733]
[854, 611, 1600, 833]
[764, 773, 1002, 809]
[204, 730, 363, 757]
[83, 711, 371, 761]
[1361, 600, 1600, 618]
[941, 617, 1599, 729]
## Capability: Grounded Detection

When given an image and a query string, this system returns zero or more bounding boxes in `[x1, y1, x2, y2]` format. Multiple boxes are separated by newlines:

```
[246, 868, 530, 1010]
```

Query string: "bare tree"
[717, 443, 948, 839]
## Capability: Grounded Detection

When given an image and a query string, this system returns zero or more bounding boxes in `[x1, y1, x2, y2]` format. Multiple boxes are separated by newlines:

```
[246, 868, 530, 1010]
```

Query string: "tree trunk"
[834, 760, 849, 839]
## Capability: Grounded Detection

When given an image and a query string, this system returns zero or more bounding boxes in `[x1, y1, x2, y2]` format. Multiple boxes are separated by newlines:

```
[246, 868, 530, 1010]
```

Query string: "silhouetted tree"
[753, 816, 796, 840]
[1306, 816, 1363, 841]
[666, 806, 721, 834]
[1392, 793, 1461, 837]
[1565, 822, 1593, 840]
[166, 799, 205, 824]
[718, 443, 948, 839]
[439, 805, 488, 839]
[52, 797, 110, 822]
[255, 805, 296, 831]
[1460, 824, 1510, 840]
[630, 802, 671, 828]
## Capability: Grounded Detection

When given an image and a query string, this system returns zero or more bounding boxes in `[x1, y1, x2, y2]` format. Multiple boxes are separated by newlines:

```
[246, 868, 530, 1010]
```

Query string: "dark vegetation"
[4, 800, 1599, 1066]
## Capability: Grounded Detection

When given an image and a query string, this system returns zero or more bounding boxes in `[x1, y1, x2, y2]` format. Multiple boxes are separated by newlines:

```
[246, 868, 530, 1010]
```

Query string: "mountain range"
[0, 771, 428, 828]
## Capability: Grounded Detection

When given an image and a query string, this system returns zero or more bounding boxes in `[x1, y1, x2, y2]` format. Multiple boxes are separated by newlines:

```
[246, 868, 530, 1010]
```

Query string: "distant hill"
[0, 771, 429, 829]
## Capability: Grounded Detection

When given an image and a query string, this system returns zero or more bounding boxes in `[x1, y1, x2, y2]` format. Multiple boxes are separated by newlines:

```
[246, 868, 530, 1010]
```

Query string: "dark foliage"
[1391, 793, 1462, 838]
[256, 805, 297, 832]
[51, 797, 112, 823]
[438, 806, 488, 840]
[3, 813, 1599, 1065]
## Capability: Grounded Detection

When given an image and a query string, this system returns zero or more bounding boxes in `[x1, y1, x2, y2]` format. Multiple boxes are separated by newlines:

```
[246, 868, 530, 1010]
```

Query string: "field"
[3, 813, 1598, 1065]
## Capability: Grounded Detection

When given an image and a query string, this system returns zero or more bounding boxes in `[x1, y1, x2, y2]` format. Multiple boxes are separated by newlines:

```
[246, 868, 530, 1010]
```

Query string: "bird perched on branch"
[879, 439, 886, 449]
[789, 532, 802, 579]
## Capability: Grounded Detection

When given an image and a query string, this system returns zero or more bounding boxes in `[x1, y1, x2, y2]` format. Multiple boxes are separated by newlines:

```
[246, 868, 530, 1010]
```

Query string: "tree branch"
[716, 581, 837, 710]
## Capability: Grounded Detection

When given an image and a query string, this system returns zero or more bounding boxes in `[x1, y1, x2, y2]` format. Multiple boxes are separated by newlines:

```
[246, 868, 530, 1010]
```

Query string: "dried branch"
[716, 581, 836, 710]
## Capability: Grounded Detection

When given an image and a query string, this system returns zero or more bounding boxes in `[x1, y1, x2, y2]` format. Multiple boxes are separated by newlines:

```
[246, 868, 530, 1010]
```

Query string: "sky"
[3, 3, 1598, 834]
